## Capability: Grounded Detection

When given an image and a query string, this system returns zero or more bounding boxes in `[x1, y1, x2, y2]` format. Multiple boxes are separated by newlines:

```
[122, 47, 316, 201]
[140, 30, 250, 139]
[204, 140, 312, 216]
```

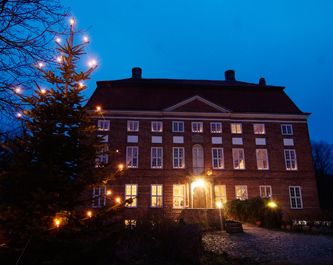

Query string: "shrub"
[224, 197, 283, 228]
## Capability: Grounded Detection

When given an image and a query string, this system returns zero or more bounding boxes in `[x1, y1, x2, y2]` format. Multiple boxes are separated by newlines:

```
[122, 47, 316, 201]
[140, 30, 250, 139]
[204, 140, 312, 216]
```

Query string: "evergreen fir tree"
[0, 19, 103, 243]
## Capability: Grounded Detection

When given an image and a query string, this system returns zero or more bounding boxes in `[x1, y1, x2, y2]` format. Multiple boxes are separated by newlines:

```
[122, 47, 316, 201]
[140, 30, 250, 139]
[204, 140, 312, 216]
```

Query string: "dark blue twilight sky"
[63, 0, 333, 143]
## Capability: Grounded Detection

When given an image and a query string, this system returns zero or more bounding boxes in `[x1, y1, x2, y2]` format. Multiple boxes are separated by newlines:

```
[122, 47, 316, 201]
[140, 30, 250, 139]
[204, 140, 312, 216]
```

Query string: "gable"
[164, 95, 231, 113]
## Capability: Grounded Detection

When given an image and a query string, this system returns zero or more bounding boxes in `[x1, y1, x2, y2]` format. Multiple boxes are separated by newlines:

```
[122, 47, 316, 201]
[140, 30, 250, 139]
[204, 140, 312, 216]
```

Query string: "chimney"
[132, 67, 142, 79]
[225, 70, 236, 81]
[259, 77, 266, 87]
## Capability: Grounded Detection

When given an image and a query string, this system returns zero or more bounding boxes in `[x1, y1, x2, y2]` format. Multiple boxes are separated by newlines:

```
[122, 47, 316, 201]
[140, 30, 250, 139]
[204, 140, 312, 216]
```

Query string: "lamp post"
[216, 200, 224, 231]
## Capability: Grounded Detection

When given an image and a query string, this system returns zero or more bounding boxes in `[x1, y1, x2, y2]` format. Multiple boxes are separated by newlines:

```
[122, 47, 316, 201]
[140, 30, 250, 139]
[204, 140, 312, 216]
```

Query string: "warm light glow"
[40, 89, 47, 94]
[192, 179, 205, 190]
[206, 170, 212, 176]
[115, 149, 119, 153]
[96, 105, 102, 112]
[55, 37, 61, 43]
[56, 56, 62, 63]
[88, 59, 97, 68]
[38, 62, 44, 68]
[267, 201, 278, 208]
[83, 36, 89, 43]
[79, 82, 84, 88]
[14, 87, 22, 94]
[16, 112, 22, 118]
[118, 164, 124, 171]
[54, 218, 61, 228]
[216, 201, 223, 209]
[86, 210, 92, 218]
[70, 18, 75, 25]
[115, 197, 121, 204]
[106, 190, 112, 196]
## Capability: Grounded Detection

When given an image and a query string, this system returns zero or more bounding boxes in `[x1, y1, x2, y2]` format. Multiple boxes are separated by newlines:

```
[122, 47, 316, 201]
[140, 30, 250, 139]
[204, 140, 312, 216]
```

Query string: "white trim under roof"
[163, 95, 231, 113]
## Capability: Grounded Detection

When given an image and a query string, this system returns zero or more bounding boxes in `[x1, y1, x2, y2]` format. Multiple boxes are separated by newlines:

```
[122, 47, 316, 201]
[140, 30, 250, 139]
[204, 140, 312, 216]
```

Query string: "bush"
[224, 197, 283, 228]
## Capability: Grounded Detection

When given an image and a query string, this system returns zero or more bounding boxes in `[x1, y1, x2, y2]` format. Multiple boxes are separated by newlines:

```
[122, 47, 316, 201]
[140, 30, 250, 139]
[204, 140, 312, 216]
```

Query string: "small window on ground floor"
[173, 184, 185, 208]
[235, 185, 248, 200]
[259, 185, 272, 198]
[214, 185, 227, 206]
[151, 184, 163, 207]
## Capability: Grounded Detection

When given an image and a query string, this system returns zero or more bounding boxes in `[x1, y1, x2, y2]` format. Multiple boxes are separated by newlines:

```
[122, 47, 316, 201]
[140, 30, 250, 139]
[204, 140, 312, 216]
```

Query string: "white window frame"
[256, 149, 269, 170]
[259, 185, 272, 198]
[96, 144, 109, 165]
[232, 148, 245, 170]
[212, 148, 224, 169]
[173, 184, 185, 209]
[253, 124, 265, 135]
[289, 186, 303, 209]
[92, 185, 106, 208]
[173, 147, 185, 168]
[151, 121, 163, 132]
[284, 149, 298, 171]
[191, 122, 203, 133]
[281, 124, 293, 135]
[210, 122, 222, 133]
[126, 146, 139, 168]
[127, 120, 139, 132]
[98, 134, 109, 143]
[151, 184, 163, 208]
[214, 185, 227, 205]
[125, 184, 138, 208]
[231, 123, 242, 134]
[97, 120, 110, 131]
[172, 121, 184, 132]
[151, 147, 163, 168]
[235, 185, 248, 200]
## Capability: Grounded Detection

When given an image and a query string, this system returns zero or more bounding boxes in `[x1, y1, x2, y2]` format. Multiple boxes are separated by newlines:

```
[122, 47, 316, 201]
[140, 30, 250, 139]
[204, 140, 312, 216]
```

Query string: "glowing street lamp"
[216, 200, 224, 231]
[267, 201, 278, 209]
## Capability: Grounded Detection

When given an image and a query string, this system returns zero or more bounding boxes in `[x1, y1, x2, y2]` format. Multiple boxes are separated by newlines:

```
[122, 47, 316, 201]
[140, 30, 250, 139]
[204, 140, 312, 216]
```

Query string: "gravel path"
[203, 224, 333, 265]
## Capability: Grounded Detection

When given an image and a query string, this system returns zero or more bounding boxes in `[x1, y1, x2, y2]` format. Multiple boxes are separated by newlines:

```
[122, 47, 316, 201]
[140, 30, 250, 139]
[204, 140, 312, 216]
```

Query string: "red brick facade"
[87, 69, 321, 221]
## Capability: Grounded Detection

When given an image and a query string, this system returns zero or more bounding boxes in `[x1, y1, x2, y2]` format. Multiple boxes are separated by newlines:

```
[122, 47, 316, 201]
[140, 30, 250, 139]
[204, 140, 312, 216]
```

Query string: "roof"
[86, 71, 304, 115]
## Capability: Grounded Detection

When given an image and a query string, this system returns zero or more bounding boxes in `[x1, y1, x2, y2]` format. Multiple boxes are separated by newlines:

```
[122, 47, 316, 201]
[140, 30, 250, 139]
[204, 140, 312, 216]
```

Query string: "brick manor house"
[87, 67, 320, 221]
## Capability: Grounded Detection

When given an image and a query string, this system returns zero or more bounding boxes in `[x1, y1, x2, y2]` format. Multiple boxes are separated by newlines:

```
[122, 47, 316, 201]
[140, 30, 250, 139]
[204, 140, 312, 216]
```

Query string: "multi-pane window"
[231, 123, 242, 134]
[284, 149, 297, 170]
[232, 148, 245, 169]
[97, 120, 110, 131]
[125, 184, 137, 207]
[173, 184, 185, 208]
[92, 185, 106, 208]
[253, 124, 265, 134]
[281, 124, 293, 135]
[127, 120, 139, 132]
[151, 147, 163, 168]
[212, 148, 224, 169]
[192, 122, 203, 133]
[210, 122, 222, 133]
[126, 146, 139, 168]
[173, 147, 185, 168]
[172, 121, 184, 132]
[151, 184, 163, 207]
[289, 186, 303, 209]
[98, 134, 109, 143]
[96, 144, 109, 165]
[259, 185, 272, 198]
[214, 185, 227, 205]
[235, 185, 248, 200]
[151, 121, 163, 132]
[256, 149, 269, 170]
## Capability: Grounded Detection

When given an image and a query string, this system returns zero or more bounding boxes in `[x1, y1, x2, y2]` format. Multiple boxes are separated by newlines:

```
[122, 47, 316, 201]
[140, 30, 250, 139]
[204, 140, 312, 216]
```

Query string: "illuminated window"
[151, 121, 163, 132]
[210, 122, 222, 133]
[253, 124, 265, 134]
[97, 120, 110, 131]
[214, 185, 227, 205]
[151, 147, 163, 168]
[281, 124, 293, 135]
[172, 121, 184, 132]
[173, 147, 185, 168]
[259, 185, 272, 198]
[256, 149, 269, 170]
[126, 146, 138, 168]
[92, 185, 106, 208]
[124, 219, 136, 228]
[235, 185, 248, 200]
[192, 122, 203, 133]
[231, 123, 242, 134]
[289, 186, 303, 209]
[127, 120, 139, 132]
[232, 148, 245, 169]
[173, 184, 185, 208]
[284, 149, 297, 170]
[125, 184, 137, 207]
[151, 184, 163, 207]
[212, 148, 224, 169]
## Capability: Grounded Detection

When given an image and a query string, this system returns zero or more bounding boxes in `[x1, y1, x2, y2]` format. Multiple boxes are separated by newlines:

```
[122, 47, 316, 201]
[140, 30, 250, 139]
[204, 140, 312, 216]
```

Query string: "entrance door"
[193, 186, 206, 208]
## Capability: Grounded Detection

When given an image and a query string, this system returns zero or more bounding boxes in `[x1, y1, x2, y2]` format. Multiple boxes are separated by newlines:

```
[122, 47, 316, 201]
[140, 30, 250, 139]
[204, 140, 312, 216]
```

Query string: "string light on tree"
[118, 164, 124, 171]
[86, 210, 92, 218]
[14, 87, 22, 94]
[16, 112, 22, 118]
[55, 37, 61, 43]
[106, 189, 112, 196]
[37, 62, 45, 69]
[56, 56, 62, 63]
[115, 197, 121, 204]
[70, 18, 75, 25]
[83, 36, 89, 43]
[54, 218, 61, 228]
[40, 89, 47, 95]
[79, 82, 84, 88]
[96, 105, 102, 112]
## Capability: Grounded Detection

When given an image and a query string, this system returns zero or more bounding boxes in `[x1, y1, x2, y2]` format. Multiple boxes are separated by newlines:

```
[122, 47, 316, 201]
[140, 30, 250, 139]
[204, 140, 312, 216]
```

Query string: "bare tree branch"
[312, 141, 333, 176]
